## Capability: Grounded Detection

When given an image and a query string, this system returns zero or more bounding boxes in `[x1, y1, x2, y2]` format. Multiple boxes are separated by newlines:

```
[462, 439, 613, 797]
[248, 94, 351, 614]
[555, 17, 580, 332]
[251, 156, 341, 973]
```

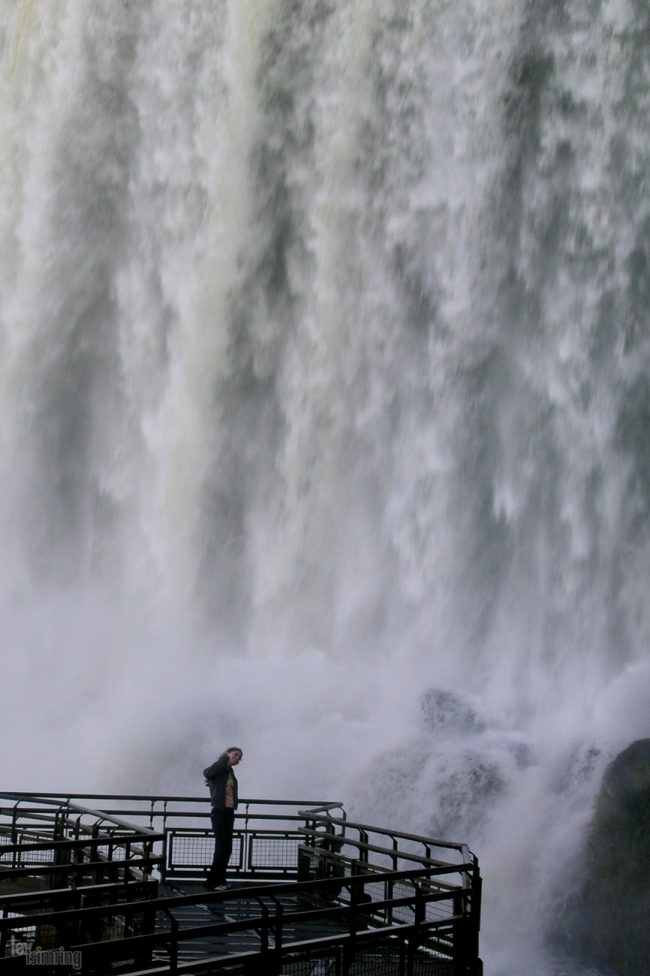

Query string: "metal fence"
[0, 792, 482, 975]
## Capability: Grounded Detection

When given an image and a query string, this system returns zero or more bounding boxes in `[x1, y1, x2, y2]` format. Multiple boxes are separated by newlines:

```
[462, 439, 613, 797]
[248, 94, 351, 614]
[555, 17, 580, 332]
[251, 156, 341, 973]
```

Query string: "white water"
[2, 1, 650, 973]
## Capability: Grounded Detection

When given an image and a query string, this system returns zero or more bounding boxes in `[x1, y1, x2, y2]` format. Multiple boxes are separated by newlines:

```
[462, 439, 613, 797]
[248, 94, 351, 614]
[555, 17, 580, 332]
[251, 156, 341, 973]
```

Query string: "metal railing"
[0, 792, 482, 975]
[2, 793, 345, 883]
[0, 794, 163, 883]
[0, 794, 164, 963]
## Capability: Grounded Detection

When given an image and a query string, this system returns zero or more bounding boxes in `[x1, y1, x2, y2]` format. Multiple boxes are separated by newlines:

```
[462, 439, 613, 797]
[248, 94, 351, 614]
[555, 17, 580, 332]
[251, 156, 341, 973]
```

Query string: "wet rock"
[427, 749, 506, 839]
[580, 739, 650, 976]
[420, 689, 486, 735]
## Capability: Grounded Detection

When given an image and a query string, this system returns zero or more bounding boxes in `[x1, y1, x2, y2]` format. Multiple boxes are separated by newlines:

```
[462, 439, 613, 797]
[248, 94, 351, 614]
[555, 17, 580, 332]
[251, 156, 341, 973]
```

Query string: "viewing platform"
[0, 792, 482, 975]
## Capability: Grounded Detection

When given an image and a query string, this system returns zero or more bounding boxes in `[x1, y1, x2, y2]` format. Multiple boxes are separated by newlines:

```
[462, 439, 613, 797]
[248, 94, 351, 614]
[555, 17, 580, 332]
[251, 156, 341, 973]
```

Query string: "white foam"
[1, 3, 648, 974]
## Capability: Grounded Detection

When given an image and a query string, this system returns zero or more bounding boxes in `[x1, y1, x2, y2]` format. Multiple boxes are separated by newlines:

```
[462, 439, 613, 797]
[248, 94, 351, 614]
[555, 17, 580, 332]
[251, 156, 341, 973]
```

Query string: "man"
[203, 747, 243, 890]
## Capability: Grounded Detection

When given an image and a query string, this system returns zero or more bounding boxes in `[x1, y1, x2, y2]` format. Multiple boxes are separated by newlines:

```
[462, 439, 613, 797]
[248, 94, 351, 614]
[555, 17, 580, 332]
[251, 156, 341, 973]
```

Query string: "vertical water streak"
[1, 3, 650, 973]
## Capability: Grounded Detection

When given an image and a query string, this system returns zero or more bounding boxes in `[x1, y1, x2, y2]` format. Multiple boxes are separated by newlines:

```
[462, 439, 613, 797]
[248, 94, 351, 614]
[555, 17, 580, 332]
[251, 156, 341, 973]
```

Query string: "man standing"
[203, 747, 243, 890]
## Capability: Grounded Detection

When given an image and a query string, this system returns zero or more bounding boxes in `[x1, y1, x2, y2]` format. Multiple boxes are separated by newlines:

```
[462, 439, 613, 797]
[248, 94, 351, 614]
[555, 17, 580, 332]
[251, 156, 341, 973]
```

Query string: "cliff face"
[581, 739, 650, 975]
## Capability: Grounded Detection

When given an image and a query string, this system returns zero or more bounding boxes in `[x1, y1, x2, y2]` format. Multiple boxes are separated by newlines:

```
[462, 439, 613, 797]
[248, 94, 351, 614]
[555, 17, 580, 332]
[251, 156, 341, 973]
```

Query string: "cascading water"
[1, 1, 649, 973]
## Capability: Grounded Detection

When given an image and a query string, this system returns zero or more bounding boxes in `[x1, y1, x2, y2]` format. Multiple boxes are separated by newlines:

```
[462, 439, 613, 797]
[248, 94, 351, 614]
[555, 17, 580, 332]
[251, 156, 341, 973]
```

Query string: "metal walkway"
[0, 793, 481, 975]
[152, 881, 351, 967]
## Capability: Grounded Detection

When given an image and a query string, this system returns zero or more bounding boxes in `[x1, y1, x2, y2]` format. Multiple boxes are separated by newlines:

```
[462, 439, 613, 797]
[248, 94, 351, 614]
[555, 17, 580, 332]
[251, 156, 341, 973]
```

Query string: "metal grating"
[168, 831, 243, 870]
[249, 833, 301, 869]
[170, 833, 215, 865]
[0, 848, 55, 868]
[278, 940, 455, 976]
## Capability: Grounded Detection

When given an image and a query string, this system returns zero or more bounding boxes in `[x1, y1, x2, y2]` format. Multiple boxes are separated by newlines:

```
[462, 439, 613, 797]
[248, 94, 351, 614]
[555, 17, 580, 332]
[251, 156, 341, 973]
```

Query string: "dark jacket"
[203, 754, 239, 810]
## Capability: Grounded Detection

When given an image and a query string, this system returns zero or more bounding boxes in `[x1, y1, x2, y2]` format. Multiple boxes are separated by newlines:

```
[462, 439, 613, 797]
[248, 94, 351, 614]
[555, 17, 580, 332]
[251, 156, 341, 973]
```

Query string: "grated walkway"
[151, 881, 348, 967]
[150, 882, 455, 974]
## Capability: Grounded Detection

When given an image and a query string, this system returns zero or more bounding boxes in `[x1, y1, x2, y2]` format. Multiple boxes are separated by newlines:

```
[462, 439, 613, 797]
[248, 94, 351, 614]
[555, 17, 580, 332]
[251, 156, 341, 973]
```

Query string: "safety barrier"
[0, 793, 482, 974]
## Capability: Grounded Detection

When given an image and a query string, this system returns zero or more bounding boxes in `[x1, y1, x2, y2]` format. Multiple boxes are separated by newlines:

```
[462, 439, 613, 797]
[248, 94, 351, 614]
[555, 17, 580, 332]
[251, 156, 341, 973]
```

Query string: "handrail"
[0, 879, 157, 908]
[0, 866, 464, 928]
[299, 835, 474, 875]
[0, 857, 164, 883]
[1, 867, 471, 968]
[0, 792, 482, 975]
[3, 792, 341, 807]
[297, 801, 347, 817]
[0, 793, 160, 836]
[0, 834, 163, 854]
[299, 808, 475, 861]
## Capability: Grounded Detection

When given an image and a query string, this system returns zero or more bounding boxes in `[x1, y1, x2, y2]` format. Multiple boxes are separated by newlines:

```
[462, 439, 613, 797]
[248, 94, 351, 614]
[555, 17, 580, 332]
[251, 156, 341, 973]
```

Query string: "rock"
[420, 689, 486, 736]
[580, 739, 650, 976]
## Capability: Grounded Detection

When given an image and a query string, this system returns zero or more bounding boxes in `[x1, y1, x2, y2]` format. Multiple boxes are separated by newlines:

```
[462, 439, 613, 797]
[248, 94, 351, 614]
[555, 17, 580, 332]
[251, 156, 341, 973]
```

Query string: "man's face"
[227, 749, 242, 766]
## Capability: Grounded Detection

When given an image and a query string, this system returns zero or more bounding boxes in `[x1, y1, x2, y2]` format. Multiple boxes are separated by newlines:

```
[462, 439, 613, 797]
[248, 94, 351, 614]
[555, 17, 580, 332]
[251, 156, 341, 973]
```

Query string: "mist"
[2, 2, 650, 973]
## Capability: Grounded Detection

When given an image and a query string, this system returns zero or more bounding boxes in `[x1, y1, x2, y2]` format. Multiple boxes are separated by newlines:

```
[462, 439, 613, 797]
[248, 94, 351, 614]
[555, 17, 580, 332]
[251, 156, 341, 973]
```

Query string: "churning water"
[2, 2, 649, 973]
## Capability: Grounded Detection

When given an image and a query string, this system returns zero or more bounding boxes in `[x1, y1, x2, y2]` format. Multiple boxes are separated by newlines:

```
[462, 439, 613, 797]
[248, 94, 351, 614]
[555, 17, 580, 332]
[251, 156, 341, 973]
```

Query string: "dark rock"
[579, 739, 650, 976]
[427, 749, 506, 839]
[420, 689, 486, 736]
[506, 738, 535, 770]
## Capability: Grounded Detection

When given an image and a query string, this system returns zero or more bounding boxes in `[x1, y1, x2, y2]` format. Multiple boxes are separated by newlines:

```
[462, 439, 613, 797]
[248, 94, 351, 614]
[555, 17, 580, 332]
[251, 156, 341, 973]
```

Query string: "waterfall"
[2, 1, 649, 972]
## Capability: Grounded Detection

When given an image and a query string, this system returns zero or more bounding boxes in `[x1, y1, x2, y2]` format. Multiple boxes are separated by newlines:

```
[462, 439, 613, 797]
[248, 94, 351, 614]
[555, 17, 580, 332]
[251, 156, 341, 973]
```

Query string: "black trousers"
[207, 807, 235, 885]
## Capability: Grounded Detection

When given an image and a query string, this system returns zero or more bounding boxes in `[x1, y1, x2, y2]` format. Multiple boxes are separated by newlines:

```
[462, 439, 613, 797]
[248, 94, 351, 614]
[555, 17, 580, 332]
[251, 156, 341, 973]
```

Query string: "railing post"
[467, 867, 482, 976]
[1, 907, 8, 957]
[10, 802, 19, 846]
[358, 829, 369, 864]
[142, 839, 150, 881]
[344, 869, 360, 974]
[452, 915, 467, 976]
[406, 932, 416, 976]
[386, 875, 395, 925]
[163, 909, 179, 975]
[453, 913, 484, 976]
[297, 844, 310, 882]
[258, 901, 270, 952]
[160, 826, 168, 882]
[242, 802, 251, 876]
[272, 900, 283, 975]
[452, 863, 482, 975]
[165, 827, 175, 882]
[406, 881, 425, 976]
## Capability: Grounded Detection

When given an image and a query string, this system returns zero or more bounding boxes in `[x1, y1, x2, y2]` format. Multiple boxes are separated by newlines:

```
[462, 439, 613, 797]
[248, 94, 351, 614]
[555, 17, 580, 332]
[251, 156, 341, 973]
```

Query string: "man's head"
[225, 747, 243, 766]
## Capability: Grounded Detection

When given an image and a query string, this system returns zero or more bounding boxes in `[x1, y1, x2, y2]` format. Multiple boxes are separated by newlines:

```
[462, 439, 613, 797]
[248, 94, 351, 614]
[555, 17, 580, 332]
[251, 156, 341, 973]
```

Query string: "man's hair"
[226, 746, 243, 756]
